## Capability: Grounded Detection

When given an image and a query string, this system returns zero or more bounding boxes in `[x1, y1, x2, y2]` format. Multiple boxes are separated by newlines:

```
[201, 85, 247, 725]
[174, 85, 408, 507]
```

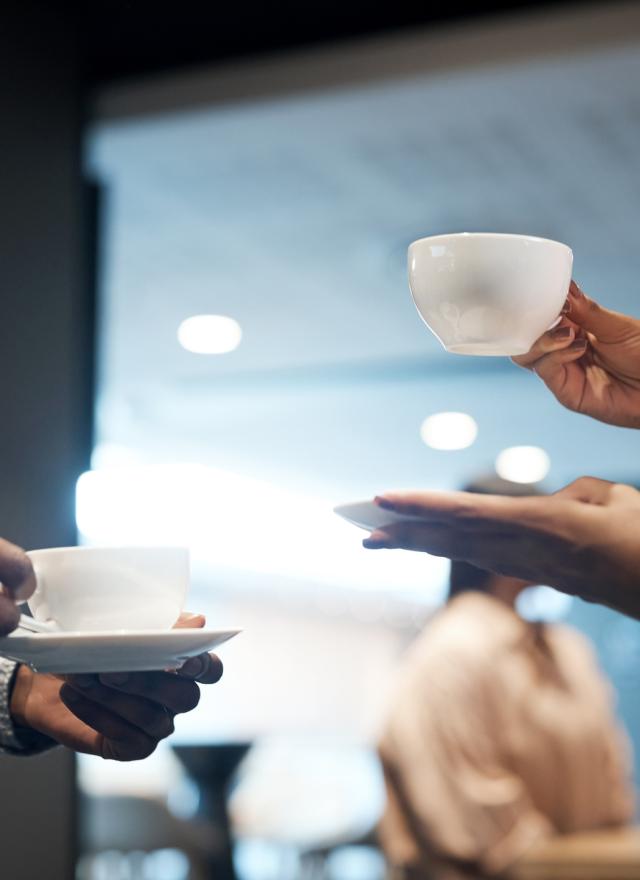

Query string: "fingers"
[0, 539, 36, 602]
[64, 676, 177, 738]
[372, 491, 536, 525]
[173, 611, 206, 630]
[95, 670, 201, 714]
[171, 615, 224, 681]
[512, 278, 636, 371]
[0, 593, 20, 636]
[566, 280, 638, 342]
[363, 522, 467, 556]
[362, 521, 533, 585]
[512, 320, 577, 370]
[527, 339, 588, 387]
[60, 684, 158, 761]
[177, 652, 224, 683]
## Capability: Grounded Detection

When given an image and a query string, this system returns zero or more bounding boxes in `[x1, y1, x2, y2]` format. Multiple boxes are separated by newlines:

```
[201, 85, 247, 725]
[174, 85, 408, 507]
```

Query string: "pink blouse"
[378, 592, 635, 876]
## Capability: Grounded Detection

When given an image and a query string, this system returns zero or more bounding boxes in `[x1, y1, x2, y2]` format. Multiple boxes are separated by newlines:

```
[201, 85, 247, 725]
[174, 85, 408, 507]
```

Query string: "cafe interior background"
[2, 1, 640, 878]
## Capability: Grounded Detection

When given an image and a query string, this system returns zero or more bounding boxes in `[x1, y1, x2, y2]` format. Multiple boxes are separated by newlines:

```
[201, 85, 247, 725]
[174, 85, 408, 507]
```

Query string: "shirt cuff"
[0, 658, 56, 755]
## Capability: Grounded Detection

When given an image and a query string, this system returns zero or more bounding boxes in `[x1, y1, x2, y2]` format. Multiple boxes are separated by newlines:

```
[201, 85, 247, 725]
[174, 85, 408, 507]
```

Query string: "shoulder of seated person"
[414, 593, 522, 661]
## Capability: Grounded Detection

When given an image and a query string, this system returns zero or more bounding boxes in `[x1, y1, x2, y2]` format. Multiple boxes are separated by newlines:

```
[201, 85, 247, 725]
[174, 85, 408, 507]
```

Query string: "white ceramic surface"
[0, 627, 239, 674]
[408, 232, 573, 356]
[27, 546, 189, 633]
[334, 501, 421, 532]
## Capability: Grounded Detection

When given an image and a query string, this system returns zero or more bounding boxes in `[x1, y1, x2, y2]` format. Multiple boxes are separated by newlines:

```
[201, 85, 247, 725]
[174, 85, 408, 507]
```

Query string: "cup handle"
[28, 563, 53, 625]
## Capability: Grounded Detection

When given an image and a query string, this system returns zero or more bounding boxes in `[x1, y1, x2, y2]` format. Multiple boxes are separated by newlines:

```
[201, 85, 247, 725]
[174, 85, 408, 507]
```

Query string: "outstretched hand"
[363, 478, 640, 620]
[513, 281, 640, 428]
[10, 612, 223, 760]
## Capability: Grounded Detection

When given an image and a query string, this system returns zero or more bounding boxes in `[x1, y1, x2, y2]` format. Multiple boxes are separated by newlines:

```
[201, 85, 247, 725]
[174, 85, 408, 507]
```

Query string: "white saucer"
[334, 500, 421, 532]
[0, 628, 240, 674]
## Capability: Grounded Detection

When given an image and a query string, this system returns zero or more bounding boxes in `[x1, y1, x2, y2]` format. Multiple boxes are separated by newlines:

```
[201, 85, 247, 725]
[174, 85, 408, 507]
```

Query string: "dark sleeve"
[0, 659, 56, 755]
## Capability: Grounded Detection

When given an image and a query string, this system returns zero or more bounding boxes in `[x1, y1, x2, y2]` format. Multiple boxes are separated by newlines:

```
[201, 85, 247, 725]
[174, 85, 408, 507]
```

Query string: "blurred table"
[511, 827, 640, 880]
[173, 744, 252, 880]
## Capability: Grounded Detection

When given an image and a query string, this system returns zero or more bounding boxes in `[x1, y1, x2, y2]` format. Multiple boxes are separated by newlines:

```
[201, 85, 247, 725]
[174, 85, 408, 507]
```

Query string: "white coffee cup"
[26, 546, 189, 633]
[408, 232, 573, 356]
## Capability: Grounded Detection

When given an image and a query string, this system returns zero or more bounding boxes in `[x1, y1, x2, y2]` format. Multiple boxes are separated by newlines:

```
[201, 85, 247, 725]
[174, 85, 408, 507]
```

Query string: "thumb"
[173, 612, 206, 630]
[568, 280, 636, 342]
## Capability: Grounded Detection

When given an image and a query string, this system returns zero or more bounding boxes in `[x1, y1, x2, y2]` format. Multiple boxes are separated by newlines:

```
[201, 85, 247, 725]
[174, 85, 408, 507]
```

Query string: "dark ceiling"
[81, 0, 600, 85]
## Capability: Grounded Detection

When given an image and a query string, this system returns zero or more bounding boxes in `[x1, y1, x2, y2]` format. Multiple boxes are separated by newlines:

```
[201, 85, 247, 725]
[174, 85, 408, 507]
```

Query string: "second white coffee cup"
[27, 546, 189, 633]
[408, 232, 573, 356]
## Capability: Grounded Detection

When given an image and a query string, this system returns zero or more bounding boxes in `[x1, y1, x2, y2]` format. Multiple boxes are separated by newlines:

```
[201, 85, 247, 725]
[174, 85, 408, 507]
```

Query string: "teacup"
[26, 546, 189, 633]
[408, 232, 573, 356]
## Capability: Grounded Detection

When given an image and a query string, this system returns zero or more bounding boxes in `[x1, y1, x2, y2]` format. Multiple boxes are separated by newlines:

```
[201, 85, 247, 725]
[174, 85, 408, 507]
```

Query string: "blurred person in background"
[378, 476, 634, 880]
[0, 538, 222, 760]
[364, 283, 640, 623]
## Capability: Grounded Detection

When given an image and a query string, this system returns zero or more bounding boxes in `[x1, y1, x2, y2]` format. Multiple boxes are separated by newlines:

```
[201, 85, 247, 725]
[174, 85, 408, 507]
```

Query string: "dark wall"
[0, 4, 90, 878]
[1, 5, 92, 550]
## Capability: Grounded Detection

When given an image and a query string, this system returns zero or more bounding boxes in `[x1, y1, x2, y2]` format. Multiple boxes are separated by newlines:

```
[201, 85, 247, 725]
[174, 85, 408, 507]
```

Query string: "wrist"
[9, 664, 35, 729]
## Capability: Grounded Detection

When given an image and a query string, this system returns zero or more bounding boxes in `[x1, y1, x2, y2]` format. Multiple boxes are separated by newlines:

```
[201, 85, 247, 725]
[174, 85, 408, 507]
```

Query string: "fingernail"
[374, 496, 396, 511]
[181, 612, 202, 621]
[569, 338, 587, 350]
[561, 297, 571, 315]
[551, 325, 572, 339]
[570, 280, 584, 297]
[363, 538, 390, 549]
[102, 672, 129, 686]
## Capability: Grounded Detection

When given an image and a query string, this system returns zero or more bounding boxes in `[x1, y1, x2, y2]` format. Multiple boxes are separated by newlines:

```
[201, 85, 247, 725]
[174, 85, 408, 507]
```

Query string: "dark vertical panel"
[0, 4, 89, 878]
[0, 3, 91, 550]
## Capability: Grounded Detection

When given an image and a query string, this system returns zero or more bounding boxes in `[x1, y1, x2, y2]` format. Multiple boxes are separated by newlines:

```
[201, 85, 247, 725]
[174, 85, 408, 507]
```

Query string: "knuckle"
[141, 706, 175, 739]
[0, 543, 33, 588]
[208, 657, 224, 684]
[153, 714, 175, 740]
[128, 735, 158, 761]
[566, 476, 593, 493]
[175, 682, 200, 714]
[611, 482, 639, 502]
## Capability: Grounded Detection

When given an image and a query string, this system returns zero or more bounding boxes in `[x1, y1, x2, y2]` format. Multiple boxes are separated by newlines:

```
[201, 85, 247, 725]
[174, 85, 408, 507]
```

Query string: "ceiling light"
[177, 314, 242, 354]
[420, 412, 478, 451]
[495, 445, 550, 483]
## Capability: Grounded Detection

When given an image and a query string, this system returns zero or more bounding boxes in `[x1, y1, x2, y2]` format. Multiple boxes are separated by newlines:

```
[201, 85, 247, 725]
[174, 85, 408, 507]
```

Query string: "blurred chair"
[81, 794, 224, 880]
[230, 739, 384, 880]
[173, 743, 252, 880]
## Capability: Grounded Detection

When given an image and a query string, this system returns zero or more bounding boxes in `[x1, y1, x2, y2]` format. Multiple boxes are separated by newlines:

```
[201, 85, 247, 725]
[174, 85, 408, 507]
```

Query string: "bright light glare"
[420, 412, 478, 450]
[177, 314, 242, 354]
[76, 464, 448, 598]
[495, 445, 550, 483]
[90, 443, 140, 470]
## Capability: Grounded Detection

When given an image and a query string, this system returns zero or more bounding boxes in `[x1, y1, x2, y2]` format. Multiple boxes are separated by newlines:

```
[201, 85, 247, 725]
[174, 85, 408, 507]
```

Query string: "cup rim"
[408, 231, 572, 255]
[27, 545, 189, 558]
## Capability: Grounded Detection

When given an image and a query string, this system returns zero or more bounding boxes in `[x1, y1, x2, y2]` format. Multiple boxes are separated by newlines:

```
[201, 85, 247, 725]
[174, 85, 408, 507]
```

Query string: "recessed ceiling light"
[177, 314, 242, 354]
[495, 445, 550, 484]
[420, 412, 478, 451]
